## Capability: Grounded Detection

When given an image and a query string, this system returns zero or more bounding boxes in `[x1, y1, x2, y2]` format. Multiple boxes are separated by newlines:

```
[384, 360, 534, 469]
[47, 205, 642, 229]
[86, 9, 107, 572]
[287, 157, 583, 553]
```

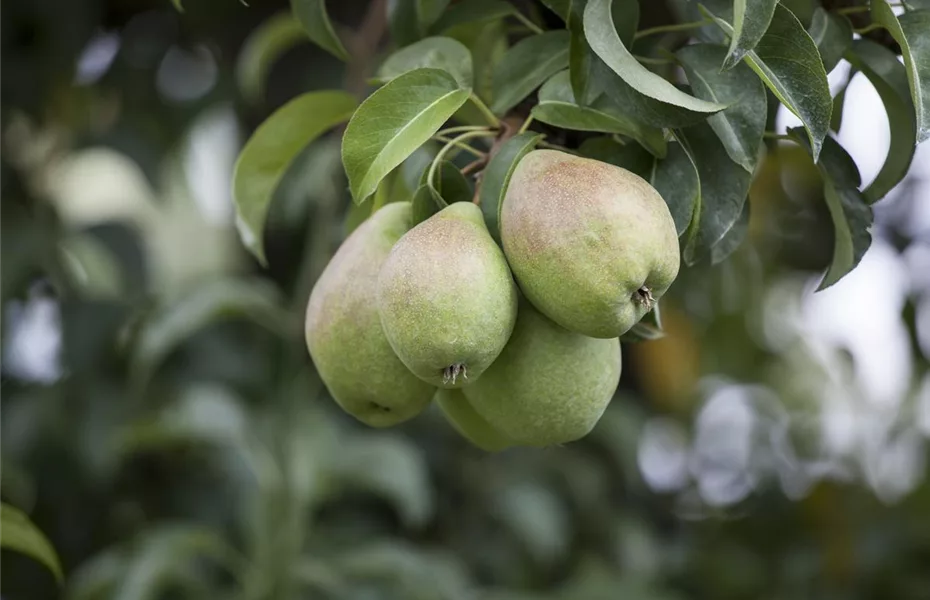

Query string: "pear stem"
[443, 364, 467, 385]
[635, 286, 655, 311]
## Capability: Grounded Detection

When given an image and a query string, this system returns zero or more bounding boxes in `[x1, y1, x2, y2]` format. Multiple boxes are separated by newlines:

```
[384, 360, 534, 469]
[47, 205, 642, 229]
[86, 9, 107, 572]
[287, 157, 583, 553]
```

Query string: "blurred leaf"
[494, 482, 570, 564]
[490, 31, 571, 115]
[431, 0, 516, 32]
[443, 17, 508, 102]
[342, 68, 470, 203]
[871, 1, 930, 142]
[389, 0, 451, 46]
[170, 0, 183, 12]
[585, 0, 725, 116]
[531, 71, 666, 156]
[131, 278, 293, 387]
[845, 39, 917, 203]
[292, 0, 349, 61]
[478, 132, 543, 243]
[233, 91, 356, 264]
[703, 3, 831, 161]
[710, 197, 750, 263]
[578, 136, 655, 180]
[67, 549, 125, 600]
[540, 0, 571, 20]
[568, 0, 639, 106]
[788, 128, 873, 290]
[651, 141, 699, 235]
[236, 13, 307, 105]
[677, 43, 766, 173]
[808, 8, 852, 74]
[675, 121, 752, 264]
[59, 232, 125, 298]
[722, 0, 777, 70]
[0, 503, 63, 583]
[376, 36, 473, 88]
[620, 303, 664, 342]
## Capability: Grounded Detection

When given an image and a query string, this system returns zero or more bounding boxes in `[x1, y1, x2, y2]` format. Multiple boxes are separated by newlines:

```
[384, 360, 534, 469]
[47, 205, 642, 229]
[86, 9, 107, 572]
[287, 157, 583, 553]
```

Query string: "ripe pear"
[435, 388, 514, 452]
[501, 149, 680, 338]
[305, 202, 434, 427]
[462, 300, 621, 447]
[377, 202, 518, 388]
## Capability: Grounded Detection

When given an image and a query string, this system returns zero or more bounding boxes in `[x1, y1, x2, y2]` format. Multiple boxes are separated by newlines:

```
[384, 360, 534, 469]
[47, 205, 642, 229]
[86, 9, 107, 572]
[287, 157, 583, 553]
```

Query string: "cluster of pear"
[305, 150, 680, 450]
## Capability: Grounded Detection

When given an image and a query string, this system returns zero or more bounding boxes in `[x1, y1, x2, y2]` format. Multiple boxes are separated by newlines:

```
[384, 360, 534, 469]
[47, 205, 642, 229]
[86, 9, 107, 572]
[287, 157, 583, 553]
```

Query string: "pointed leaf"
[376, 36, 473, 88]
[651, 141, 699, 236]
[490, 31, 571, 115]
[292, 0, 349, 61]
[704, 3, 831, 161]
[233, 91, 356, 264]
[871, 2, 930, 142]
[677, 43, 766, 172]
[389, 0, 451, 46]
[342, 68, 470, 203]
[431, 161, 473, 204]
[710, 198, 750, 263]
[578, 136, 655, 180]
[1, 503, 63, 583]
[568, 0, 639, 105]
[788, 128, 873, 290]
[808, 8, 852, 74]
[540, 0, 571, 20]
[236, 13, 307, 104]
[722, 0, 777, 70]
[845, 39, 917, 203]
[531, 71, 666, 156]
[584, 0, 726, 114]
[478, 132, 543, 243]
[411, 184, 446, 225]
[431, 0, 516, 32]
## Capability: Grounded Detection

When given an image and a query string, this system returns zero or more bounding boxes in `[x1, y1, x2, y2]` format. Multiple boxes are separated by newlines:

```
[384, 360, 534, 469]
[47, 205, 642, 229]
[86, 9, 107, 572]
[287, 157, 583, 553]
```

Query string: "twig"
[343, 0, 388, 97]
[432, 135, 488, 159]
[461, 156, 488, 176]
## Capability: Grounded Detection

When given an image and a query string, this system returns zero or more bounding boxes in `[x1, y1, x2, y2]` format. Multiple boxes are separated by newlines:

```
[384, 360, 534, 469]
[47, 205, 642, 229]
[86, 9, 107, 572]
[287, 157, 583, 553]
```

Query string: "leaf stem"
[428, 131, 498, 190]
[468, 94, 501, 128]
[837, 3, 905, 14]
[517, 115, 535, 134]
[634, 19, 712, 40]
[432, 135, 489, 159]
[537, 140, 580, 155]
[437, 125, 495, 136]
[854, 23, 883, 34]
[512, 11, 545, 35]
[763, 132, 794, 141]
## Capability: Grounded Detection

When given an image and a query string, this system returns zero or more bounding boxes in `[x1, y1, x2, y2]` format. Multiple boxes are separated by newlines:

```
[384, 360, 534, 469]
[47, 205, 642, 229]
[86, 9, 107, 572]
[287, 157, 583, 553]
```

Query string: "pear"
[305, 202, 434, 427]
[463, 300, 621, 446]
[435, 388, 514, 452]
[377, 202, 518, 388]
[501, 149, 680, 338]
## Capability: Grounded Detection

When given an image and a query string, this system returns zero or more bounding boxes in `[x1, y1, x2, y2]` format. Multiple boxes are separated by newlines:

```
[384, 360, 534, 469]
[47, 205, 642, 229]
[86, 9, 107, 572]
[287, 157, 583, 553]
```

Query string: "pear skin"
[501, 150, 680, 338]
[436, 388, 514, 452]
[377, 202, 518, 388]
[463, 300, 621, 446]
[305, 202, 434, 427]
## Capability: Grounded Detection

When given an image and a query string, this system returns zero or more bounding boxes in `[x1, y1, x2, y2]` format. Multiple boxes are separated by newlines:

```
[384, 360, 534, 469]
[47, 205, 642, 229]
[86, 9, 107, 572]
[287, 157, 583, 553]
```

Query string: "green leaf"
[233, 91, 355, 264]
[531, 71, 666, 156]
[490, 31, 571, 115]
[0, 503, 63, 583]
[808, 8, 852, 74]
[788, 128, 873, 290]
[704, 3, 831, 161]
[342, 68, 470, 203]
[431, 0, 515, 32]
[584, 0, 726, 115]
[540, 0, 571, 20]
[722, 0, 777, 70]
[170, 0, 183, 13]
[619, 303, 664, 342]
[871, 2, 930, 142]
[376, 36, 473, 88]
[411, 183, 446, 224]
[831, 66, 856, 132]
[478, 132, 543, 243]
[578, 136, 655, 180]
[676, 43, 766, 172]
[568, 0, 639, 106]
[443, 19, 509, 103]
[710, 197, 750, 263]
[389, 0, 451, 47]
[675, 121, 752, 264]
[235, 13, 307, 105]
[430, 160, 473, 204]
[292, 0, 349, 61]
[845, 39, 917, 203]
[651, 141, 699, 236]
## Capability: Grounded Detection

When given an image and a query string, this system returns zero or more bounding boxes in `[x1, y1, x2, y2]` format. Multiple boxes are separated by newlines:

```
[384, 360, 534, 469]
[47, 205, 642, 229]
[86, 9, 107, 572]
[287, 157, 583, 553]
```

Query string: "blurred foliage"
[2, 0, 930, 599]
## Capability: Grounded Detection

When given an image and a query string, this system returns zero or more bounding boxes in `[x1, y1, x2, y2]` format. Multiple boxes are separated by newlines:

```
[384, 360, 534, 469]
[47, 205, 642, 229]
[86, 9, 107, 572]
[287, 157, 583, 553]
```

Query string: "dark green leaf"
[788, 128, 873, 290]
[578, 136, 655, 180]
[584, 0, 726, 114]
[677, 43, 766, 172]
[342, 68, 470, 203]
[568, 0, 639, 106]
[0, 503, 63, 583]
[540, 0, 571, 21]
[443, 19, 508, 104]
[845, 39, 917, 203]
[831, 66, 856, 132]
[431, 0, 515, 32]
[704, 3, 831, 161]
[675, 121, 752, 264]
[620, 304, 664, 342]
[710, 197, 750, 263]
[722, 0, 777, 70]
[808, 8, 852, 74]
[425, 160, 474, 204]
[411, 184, 446, 224]
[651, 141, 699, 236]
[376, 36, 473, 88]
[292, 0, 349, 61]
[478, 132, 543, 242]
[171, 0, 183, 13]
[235, 13, 307, 105]
[233, 91, 356, 264]
[490, 31, 571, 115]
[531, 71, 666, 156]
[389, 0, 451, 47]
[872, 2, 930, 142]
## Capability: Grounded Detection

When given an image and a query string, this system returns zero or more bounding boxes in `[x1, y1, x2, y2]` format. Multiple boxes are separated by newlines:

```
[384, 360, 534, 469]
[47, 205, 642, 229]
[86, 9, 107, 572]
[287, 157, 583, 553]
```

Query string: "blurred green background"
[2, 0, 930, 598]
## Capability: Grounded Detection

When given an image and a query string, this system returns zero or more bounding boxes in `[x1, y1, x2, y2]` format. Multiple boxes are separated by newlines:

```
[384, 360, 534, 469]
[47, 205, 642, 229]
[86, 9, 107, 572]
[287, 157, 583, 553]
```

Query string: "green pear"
[435, 388, 514, 452]
[305, 202, 434, 427]
[463, 300, 621, 446]
[501, 150, 680, 338]
[377, 202, 518, 388]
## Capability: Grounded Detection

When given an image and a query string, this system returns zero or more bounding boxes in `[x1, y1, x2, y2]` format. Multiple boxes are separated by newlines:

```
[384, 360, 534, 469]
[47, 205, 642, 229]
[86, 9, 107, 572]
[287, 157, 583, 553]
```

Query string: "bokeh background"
[2, 0, 929, 598]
